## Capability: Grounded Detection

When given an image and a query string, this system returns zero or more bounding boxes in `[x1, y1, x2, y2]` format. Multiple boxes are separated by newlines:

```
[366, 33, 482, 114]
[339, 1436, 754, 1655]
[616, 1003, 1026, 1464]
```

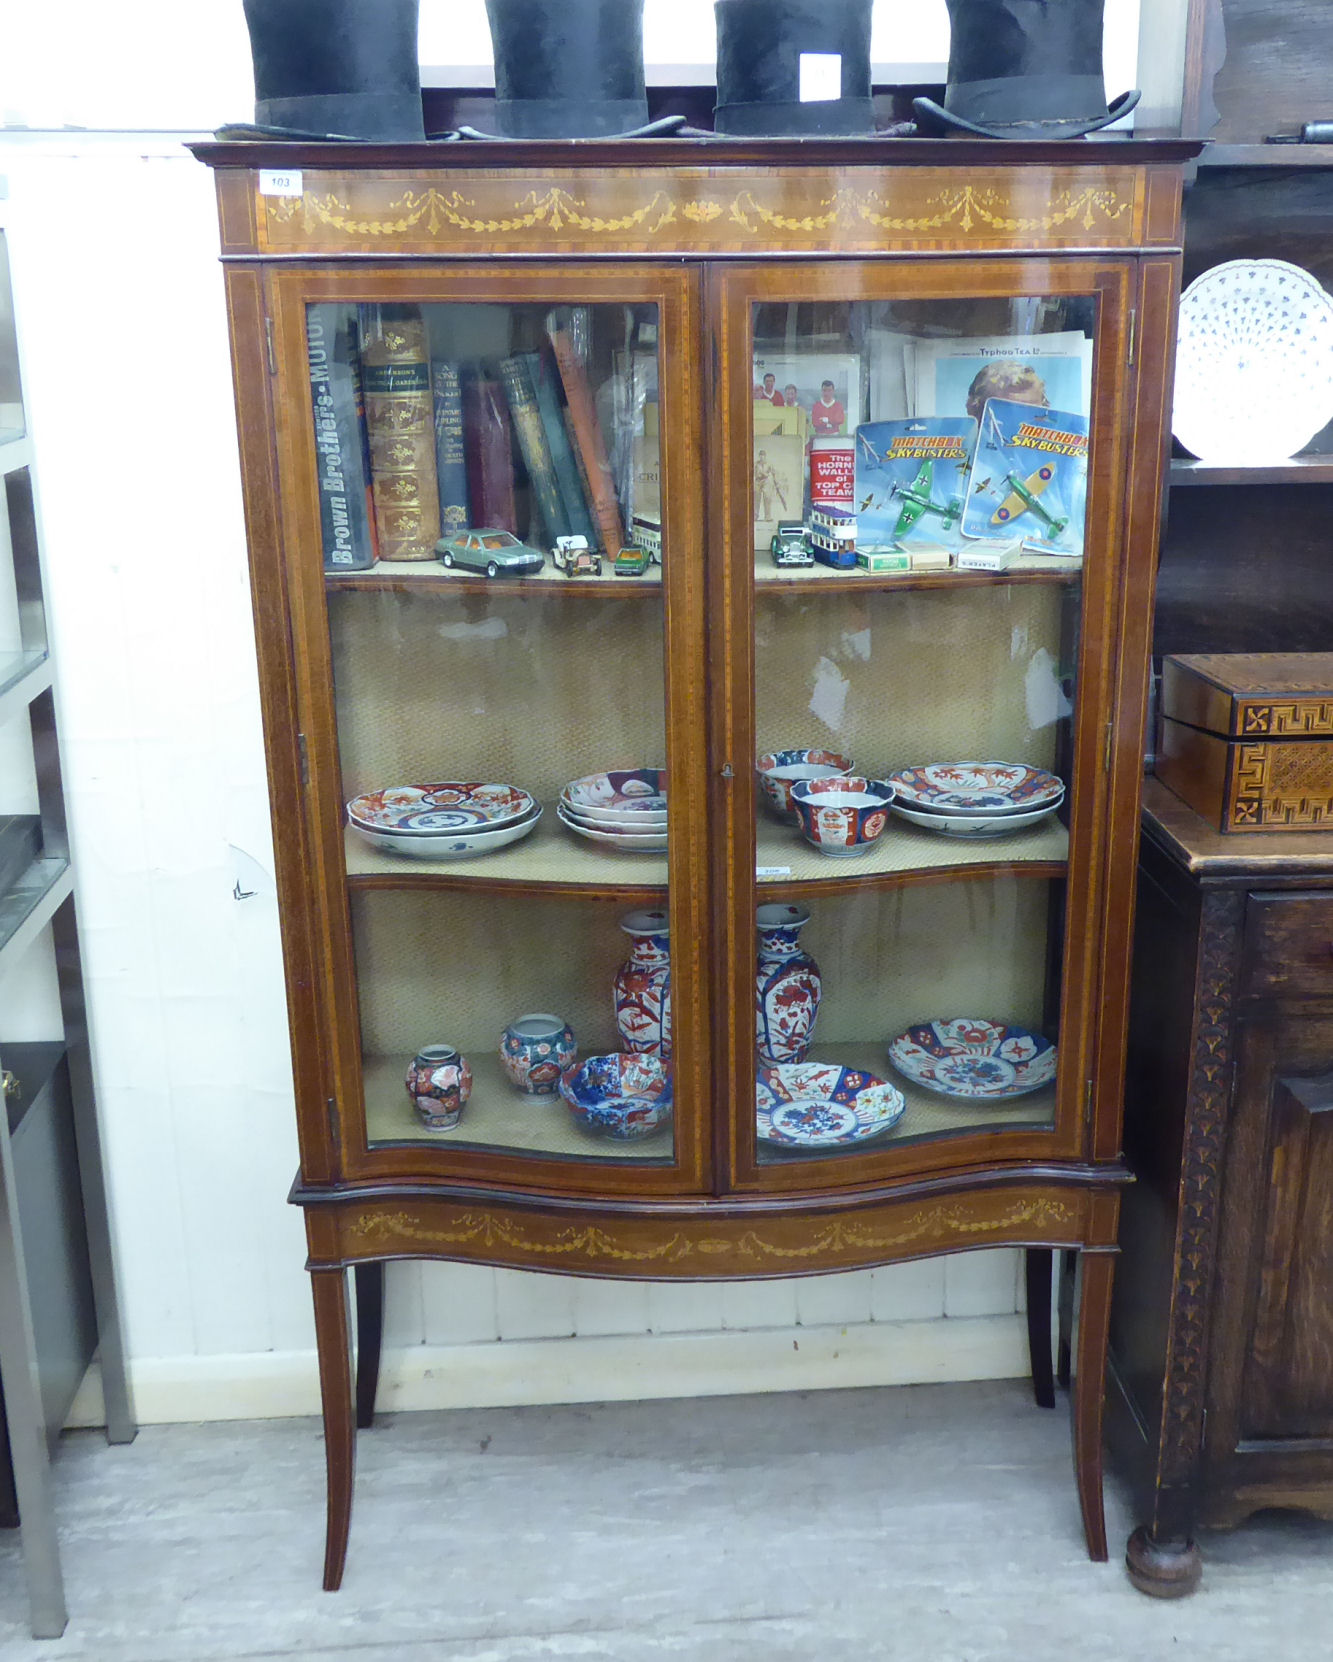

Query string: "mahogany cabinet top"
[191, 137, 1200, 261]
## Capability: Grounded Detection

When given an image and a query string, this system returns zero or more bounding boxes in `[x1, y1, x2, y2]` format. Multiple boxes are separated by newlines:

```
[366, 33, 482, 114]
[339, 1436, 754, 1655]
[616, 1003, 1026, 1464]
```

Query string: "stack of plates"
[884, 762, 1065, 839]
[557, 768, 668, 853]
[347, 781, 541, 859]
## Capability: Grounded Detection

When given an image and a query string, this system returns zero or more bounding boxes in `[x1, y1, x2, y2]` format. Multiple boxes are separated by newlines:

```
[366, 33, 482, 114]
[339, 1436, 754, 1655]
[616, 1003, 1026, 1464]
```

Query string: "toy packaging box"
[961, 398, 1089, 557]
[853, 417, 976, 550]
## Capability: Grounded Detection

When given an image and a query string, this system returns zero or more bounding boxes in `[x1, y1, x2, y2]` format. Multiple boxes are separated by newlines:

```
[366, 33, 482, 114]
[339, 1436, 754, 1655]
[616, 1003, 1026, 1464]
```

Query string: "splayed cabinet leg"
[1071, 1249, 1115, 1561]
[311, 1267, 356, 1592]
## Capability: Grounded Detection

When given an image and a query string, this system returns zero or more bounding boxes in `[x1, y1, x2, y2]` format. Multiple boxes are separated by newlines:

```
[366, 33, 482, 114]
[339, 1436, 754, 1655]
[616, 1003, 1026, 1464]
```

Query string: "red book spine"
[547, 327, 625, 554]
[461, 376, 518, 534]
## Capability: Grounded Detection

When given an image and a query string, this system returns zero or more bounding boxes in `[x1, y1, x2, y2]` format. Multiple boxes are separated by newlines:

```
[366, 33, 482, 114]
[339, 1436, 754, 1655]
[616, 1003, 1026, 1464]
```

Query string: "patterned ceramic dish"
[558, 792, 669, 829]
[351, 803, 542, 860]
[563, 769, 667, 815]
[887, 1017, 1057, 1100]
[889, 793, 1065, 839]
[555, 804, 669, 852]
[348, 782, 536, 834]
[755, 1062, 906, 1148]
[1173, 259, 1333, 465]
[756, 750, 856, 822]
[885, 763, 1064, 815]
[559, 1053, 673, 1140]
[789, 776, 895, 857]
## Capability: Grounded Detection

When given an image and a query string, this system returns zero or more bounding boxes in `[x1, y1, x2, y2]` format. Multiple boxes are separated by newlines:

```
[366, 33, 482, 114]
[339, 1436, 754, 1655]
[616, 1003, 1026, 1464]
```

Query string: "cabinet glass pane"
[316, 300, 674, 1163]
[749, 293, 1092, 1162]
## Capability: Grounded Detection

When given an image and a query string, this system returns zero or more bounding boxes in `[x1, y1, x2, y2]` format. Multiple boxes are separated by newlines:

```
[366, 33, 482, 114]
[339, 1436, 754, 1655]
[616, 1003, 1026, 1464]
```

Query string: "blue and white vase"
[612, 908, 672, 1058]
[756, 903, 821, 1064]
[500, 1013, 577, 1095]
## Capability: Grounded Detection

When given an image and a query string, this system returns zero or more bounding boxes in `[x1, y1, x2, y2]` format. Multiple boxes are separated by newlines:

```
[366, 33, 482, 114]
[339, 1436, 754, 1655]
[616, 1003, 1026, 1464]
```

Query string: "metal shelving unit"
[0, 209, 135, 1640]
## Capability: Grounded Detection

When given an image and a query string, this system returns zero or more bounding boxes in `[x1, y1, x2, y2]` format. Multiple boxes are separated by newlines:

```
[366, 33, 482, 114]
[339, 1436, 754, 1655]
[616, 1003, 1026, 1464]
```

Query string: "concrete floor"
[0, 1380, 1325, 1661]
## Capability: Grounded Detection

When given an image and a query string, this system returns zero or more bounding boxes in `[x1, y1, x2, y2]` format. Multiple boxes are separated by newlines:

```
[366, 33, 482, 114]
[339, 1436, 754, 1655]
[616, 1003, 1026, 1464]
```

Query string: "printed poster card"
[913, 331, 1093, 423]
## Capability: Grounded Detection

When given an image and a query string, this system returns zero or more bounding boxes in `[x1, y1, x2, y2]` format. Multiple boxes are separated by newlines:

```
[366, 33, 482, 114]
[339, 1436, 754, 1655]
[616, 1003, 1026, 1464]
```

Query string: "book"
[431, 360, 470, 541]
[462, 374, 518, 534]
[962, 398, 1090, 557]
[631, 432, 661, 523]
[548, 321, 624, 554]
[523, 349, 597, 547]
[359, 305, 441, 562]
[306, 305, 376, 571]
[912, 331, 1093, 422]
[498, 354, 571, 547]
[854, 417, 977, 550]
[752, 430, 805, 550]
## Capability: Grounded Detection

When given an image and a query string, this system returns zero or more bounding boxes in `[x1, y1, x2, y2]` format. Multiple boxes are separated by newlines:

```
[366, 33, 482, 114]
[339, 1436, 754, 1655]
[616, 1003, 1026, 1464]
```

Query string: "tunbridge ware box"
[1156, 653, 1333, 832]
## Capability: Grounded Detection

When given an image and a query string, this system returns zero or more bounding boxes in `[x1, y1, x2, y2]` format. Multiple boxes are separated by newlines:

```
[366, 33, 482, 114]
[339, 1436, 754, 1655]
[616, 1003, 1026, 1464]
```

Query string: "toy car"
[435, 528, 544, 578]
[613, 544, 652, 577]
[770, 520, 813, 567]
[552, 534, 603, 577]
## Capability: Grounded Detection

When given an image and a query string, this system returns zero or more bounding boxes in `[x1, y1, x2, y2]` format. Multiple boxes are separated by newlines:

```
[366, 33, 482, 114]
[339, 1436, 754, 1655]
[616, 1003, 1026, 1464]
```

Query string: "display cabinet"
[194, 136, 1198, 1589]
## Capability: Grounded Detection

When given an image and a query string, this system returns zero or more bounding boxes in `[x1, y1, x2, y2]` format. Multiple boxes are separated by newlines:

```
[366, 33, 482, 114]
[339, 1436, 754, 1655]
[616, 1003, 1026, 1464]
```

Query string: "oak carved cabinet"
[194, 136, 1196, 1588]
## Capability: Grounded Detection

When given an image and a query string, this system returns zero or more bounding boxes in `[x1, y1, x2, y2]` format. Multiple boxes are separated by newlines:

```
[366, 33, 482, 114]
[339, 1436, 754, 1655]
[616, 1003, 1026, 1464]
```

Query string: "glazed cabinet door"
[262, 263, 710, 1194]
[710, 258, 1138, 1189]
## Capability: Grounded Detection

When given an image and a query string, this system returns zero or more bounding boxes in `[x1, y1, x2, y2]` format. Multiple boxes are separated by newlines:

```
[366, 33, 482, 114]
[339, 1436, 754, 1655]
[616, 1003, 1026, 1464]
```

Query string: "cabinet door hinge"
[1126, 307, 1137, 369]
[1085, 1078, 1095, 1130]
[327, 1096, 340, 1144]
[264, 315, 277, 375]
[1103, 717, 1115, 773]
[1199, 1406, 1209, 1452]
[298, 731, 310, 787]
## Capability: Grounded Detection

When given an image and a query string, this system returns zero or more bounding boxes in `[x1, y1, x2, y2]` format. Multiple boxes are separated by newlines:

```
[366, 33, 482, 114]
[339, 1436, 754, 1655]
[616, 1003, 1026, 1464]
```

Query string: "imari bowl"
[789, 776, 895, 856]
[887, 1018, 1057, 1101]
[756, 750, 856, 822]
[755, 1062, 906, 1148]
[348, 781, 536, 834]
[885, 763, 1063, 815]
[559, 1053, 673, 1140]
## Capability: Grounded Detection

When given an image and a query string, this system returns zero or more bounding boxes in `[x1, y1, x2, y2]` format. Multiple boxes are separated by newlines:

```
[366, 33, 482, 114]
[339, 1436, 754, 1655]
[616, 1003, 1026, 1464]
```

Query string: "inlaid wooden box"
[1157, 653, 1333, 832]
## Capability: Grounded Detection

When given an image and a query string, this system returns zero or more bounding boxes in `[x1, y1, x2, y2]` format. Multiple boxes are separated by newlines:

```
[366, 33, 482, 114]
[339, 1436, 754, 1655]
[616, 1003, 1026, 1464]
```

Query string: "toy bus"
[628, 513, 662, 564]
[808, 504, 858, 570]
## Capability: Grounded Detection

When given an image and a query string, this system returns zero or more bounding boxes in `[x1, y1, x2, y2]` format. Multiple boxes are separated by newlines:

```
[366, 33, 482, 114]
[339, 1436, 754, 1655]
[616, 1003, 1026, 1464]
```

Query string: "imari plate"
[887, 1018, 1057, 1101]
[886, 763, 1064, 814]
[563, 769, 668, 814]
[756, 1063, 906, 1148]
[348, 782, 536, 833]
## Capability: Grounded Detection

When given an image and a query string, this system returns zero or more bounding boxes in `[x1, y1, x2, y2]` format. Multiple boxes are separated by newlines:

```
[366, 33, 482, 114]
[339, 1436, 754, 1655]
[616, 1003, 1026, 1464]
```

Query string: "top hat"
[222, 0, 427, 142]
[713, 0, 875, 138]
[482, 0, 681, 139]
[913, 0, 1139, 139]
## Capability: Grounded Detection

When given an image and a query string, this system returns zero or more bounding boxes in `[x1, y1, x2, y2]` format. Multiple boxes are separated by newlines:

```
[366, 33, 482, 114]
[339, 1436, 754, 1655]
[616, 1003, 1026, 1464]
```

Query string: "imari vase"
[612, 909, 672, 1059]
[405, 1044, 473, 1130]
[499, 1013, 577, 1095]
[755, 903, 821, 1064]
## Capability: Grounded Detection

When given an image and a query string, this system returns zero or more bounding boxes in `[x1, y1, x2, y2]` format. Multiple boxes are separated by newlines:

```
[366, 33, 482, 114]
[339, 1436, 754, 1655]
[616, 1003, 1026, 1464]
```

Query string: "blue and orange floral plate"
[756, 1062, 906, 1148]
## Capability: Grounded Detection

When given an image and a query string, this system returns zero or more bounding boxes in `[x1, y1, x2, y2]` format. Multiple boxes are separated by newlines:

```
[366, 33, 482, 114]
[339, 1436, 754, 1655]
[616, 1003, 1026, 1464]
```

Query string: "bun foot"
[1125, 1526, 1202, 1597]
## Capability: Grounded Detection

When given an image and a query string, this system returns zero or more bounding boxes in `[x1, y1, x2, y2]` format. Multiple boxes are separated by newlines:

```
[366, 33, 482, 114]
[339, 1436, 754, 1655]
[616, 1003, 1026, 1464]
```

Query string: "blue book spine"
[431, 360, 471, 540]
[307, 304, 376, 570]
[523, 350, 598, 548]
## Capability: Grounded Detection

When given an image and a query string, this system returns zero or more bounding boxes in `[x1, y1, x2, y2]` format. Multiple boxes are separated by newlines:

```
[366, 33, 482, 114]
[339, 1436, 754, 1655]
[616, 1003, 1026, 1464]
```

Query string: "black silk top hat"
[483, 0, 680, 139]
[713, 0, 875, 138]
[913, 0, 1140, 139]
[225, 0, 427, 141]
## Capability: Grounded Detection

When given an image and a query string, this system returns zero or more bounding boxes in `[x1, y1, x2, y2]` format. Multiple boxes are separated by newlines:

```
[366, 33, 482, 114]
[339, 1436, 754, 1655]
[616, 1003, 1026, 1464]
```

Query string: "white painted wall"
[0, 0, 1144, 1424]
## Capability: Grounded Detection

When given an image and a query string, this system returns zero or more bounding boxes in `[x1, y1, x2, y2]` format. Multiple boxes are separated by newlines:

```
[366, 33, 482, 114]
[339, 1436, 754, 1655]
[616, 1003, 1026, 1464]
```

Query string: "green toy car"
[613, 544, 652, 577]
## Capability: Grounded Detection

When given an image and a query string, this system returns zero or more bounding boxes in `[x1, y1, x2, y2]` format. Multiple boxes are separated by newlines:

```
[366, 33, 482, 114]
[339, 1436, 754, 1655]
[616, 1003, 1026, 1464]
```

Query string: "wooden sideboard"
[1109, 777, 1333, 1594]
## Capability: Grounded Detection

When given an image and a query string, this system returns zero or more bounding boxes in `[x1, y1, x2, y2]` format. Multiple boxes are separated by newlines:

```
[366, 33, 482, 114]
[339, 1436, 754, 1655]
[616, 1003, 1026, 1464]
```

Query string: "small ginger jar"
[500, 1013, 577, 1095]
[405, 1044, 473, 1130]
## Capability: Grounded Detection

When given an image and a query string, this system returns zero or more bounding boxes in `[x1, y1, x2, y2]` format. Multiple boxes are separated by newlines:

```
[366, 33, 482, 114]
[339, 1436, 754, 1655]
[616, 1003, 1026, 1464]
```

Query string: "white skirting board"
[66, 1313, 1028, 1427]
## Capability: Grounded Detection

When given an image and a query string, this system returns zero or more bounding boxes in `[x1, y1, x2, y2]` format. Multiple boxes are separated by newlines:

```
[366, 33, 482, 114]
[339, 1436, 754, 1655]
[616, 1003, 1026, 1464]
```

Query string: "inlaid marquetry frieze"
[331, 1192, 1081, 1276]
[254, 166, 1147, 257]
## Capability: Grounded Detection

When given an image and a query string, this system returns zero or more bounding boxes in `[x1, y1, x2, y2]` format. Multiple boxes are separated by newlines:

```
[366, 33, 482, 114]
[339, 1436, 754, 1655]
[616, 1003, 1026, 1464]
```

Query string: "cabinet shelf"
[343, 814, 1069, 898]
[754, 557, 1083, 594]
[1197, 143, 1333, 169]
[1168, 456, 1333, 486]
[0, 433, 32, 477]
[0, 857, 71, 972]
[326, 559, 662, 598]
[0, 651, 51, 722]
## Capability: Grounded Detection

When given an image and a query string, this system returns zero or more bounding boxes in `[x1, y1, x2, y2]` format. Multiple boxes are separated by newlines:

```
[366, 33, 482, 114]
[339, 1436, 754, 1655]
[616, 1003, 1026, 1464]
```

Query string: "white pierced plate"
[1173, 259, 1333, 465]
[556, 803, 668, 852]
